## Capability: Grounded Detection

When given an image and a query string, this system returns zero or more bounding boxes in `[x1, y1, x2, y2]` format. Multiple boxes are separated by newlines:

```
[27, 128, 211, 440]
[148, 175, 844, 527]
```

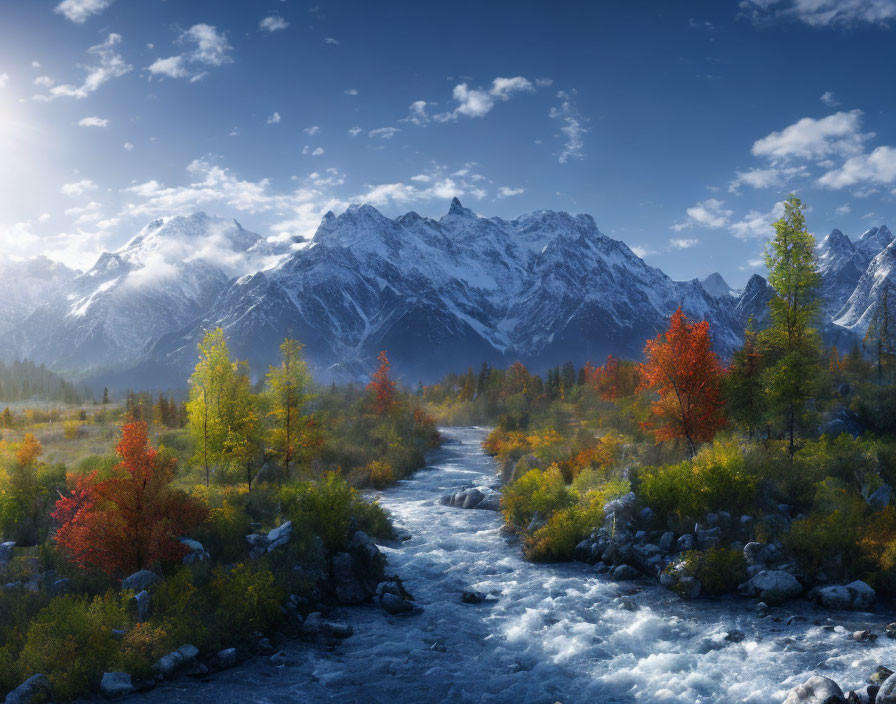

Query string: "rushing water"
[129, 427, 896, 704]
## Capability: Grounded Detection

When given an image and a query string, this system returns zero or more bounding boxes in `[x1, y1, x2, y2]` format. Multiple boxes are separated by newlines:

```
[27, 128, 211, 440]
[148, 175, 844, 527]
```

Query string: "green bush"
[667, 548, 747, 597]
[210, 562, 282, 640]
[280, 473, 393, 551]
[17, 592, 127, 700]
[637, 440, 757, 525]
[501, 465, 575, 530]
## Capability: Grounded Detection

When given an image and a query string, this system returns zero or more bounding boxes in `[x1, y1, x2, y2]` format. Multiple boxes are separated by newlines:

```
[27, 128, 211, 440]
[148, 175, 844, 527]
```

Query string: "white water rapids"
[129, 427, 896, 703]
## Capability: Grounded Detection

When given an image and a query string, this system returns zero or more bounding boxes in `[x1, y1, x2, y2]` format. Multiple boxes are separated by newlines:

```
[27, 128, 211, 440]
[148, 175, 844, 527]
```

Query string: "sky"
[0, 0, 894, 286]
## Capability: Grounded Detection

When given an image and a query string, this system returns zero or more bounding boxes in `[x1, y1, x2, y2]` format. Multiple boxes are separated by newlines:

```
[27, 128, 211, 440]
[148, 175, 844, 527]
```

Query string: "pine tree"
[864, 284, 896, 383]
[725, 317, 764, 439]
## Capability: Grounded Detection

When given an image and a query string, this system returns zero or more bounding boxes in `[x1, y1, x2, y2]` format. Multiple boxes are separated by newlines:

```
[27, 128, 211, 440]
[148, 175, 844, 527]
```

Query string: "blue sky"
[0, 0, 894, 285]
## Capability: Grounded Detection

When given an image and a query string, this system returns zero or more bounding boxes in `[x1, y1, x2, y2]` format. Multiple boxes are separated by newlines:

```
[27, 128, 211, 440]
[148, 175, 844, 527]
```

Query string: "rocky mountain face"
[0, 257, 77, 337]
[0, 202, 891, 388]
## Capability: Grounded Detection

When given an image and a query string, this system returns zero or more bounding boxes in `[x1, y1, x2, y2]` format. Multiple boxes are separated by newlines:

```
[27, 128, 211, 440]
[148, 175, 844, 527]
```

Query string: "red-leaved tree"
[584, 355, 640, 400]
[639, 307, 726, 455]
[53, 422, 207, 577]
[368, 350, 397, 415]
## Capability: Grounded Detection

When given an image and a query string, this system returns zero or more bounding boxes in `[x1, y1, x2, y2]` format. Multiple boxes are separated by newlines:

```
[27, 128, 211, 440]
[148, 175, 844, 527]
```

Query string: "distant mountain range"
[0, 201, 891, 389]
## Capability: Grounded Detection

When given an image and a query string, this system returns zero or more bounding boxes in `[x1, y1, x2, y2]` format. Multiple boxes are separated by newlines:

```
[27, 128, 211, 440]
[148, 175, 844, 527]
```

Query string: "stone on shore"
[782, 675, 845, 704]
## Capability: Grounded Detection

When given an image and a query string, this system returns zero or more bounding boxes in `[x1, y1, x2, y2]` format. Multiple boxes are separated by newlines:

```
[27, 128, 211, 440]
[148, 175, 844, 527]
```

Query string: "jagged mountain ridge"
[0, 202, 892, 387]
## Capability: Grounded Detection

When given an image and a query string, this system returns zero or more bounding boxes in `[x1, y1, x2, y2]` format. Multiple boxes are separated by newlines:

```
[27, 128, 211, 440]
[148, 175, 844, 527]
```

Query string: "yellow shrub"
[365, 460, 395, 489]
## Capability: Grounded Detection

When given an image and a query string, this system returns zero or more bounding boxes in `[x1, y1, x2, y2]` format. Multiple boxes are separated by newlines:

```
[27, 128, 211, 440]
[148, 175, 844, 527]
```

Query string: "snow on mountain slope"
[700, 273, 735, 299]
[836, 237, 896, 334]
[143, 199, 743, 384]
[0, 256, 78, 336]
[3, 213, 266, 370]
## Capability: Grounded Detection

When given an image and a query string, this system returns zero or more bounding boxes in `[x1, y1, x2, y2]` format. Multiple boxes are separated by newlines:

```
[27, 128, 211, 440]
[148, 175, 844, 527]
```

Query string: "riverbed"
[129, 427, 896, 703]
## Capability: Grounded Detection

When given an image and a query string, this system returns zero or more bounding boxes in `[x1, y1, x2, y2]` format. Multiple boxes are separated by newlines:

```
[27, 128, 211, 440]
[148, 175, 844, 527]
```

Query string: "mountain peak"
[700, 272, 733, 298]
[445, 197, 475, 219]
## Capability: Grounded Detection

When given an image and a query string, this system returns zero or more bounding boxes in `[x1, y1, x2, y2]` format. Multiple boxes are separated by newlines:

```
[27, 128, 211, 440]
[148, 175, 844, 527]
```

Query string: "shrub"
[17, 592, 127, 700]
[501, 465, 575, 530]
[210, 562, 282, 640]
[365, 460, 395, 489]
[151, 567, 211, 650]
[280, 473, 393, 551]
[119, 622, 169, 679]
[637, 440, 757, 525]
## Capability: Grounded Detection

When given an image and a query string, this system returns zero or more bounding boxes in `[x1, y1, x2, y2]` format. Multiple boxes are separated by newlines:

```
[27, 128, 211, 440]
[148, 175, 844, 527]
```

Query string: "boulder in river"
[737, 570, 802, 604]
[877, 672, 896, 703]
[380, 592, 414, 614]
[809, 580, 875, 611]
[782, 675, 845, 704]
[612, 564, 640, 581]
[100, 672, 135, 698]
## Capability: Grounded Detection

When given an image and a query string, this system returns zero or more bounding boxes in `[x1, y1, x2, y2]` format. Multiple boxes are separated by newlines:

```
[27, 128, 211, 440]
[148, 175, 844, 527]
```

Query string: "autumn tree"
[368, 350, 397, 415]
[53, 422, 206, 576]
[16, 433, 42, 467]
[639, 307, 726, 455]
[585, 355, 640, 400]
[760, 196, 821, 460]
[266, 339, 314, 475]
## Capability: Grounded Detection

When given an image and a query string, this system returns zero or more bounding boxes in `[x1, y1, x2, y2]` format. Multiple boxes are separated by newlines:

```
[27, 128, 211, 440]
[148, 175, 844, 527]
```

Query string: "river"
[129, 427, 896, 704]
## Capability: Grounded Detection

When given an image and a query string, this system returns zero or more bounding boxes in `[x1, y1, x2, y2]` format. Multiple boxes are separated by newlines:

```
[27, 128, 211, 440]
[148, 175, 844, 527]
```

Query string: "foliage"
[368, 350, 397, 415]
[501, 465, 575, 530]
[209, 562, 283, 640]
[639, 307, 726, 455]
[17, 592, 127, 700]
[672, 548, 747, 597]
[266, 338, 315, 473]
[53, 422, 207, 576]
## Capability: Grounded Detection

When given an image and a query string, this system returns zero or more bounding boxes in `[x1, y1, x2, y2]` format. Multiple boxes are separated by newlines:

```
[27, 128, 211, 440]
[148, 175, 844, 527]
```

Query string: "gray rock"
[180, 538, 209, 564]
[782, 675, 845, 704]
[462, 489, 485, 509]
[737, 570, 802, 604]
[638, 507, 655, 523]
[743, 542, 764, 565]
[475, 494, 501, 511]
[269, 651, 294, 666]
[878, 673, 896, 704]
[153, 644, 198, 678]
[659, 532, 675, 552]
[3, 674, 51, 704]
[121, 569, 160, 591]
[612, 564, 640, 581]
[868, 484, 893, 512]
[846, 580, 876, 610]
[812, 585, 853, 610]
[0, 541, 14, 563]
[266, 521, 293, 552]
[461, 590, 485, 604]
[380, 592, 413, 614]
[134, 589, 150, 620]
[100, 672, 135, 698]
[331, 552, 367, 604]
[216, 648, 238, 669]
[678, 576, 701, 599]
[676, 534, 695, 552]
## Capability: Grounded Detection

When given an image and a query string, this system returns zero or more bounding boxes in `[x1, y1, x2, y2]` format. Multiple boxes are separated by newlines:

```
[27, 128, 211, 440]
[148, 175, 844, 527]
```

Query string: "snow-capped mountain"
[0, 201, 892, 387]
[142, 199, 741, 384]
[0, 256, 78, 336]
[700, 273, 736, 299]
[1, 213, 267, 372]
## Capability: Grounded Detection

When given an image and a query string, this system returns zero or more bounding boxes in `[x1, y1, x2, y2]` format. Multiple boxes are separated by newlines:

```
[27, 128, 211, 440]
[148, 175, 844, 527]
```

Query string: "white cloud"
[54, 0, 113, 23]
[348, 126, 362, 137]
[369, 127, 400, 139]
[148, 24, 232, 81]
[34, 75, 54, 87]
[549, 90, 587, 164]
[497, 186, 525, 197]
[267, 112, 281, 125]
[344, 88, 358, 96]
[835, 204, 851, 215]
[751, 110, 871, 161]
[78, 116, 108, 128]
[61, 179, 98, 196]
[728, 165, 806, 192]
[669, 238, 699, 249]
[31, 61, 40, 69]
[402, 101, 429, 126]
[820, 91, 839, 107]
[148, 56, 187, 79]
[535, 78, 554, 87]
[672, 198, 733, 230]
[301, 145, 324, 156]
[817, 145, 896, 188]
[303, 125, 320, 135]
[259, 15, 289, 32]
[0, 73, 8, 89]
[35, 33, 131, 100]
[729, 201, 786, 239]
[630, 245, 654, 258]
[323, 37, 340, 45]
[123, 141, 134, 151]
[741, 0, 896, 27]
[434, 76, 536, 121]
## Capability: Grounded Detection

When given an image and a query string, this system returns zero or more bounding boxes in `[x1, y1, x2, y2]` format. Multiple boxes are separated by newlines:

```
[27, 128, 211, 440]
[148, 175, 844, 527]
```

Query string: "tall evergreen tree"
[760, 196, 821, 460]
[725, 317, 764, 439]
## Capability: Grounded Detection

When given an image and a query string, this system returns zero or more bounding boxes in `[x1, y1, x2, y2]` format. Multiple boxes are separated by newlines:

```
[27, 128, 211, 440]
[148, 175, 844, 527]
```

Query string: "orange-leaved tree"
[639, 307, 726, 455]
[584, 354, 640, 400]
[53, 422, 207, 577]
[368, 350, 397, 415]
